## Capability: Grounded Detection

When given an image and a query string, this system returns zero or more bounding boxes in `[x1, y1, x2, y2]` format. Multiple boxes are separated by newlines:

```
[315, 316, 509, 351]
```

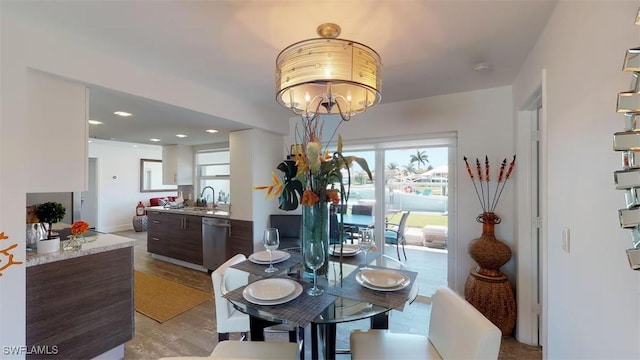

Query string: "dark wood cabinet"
[147, 211, 171, 256]
[227, 219, 253, 259]
[26, 247, 133, 359]
[169, 214, 203, 264]
[147, 211, 203, 265]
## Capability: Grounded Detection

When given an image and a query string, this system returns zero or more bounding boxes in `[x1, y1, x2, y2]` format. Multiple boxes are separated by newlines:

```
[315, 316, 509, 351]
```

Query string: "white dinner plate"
[248, 250, 291, 264]
[243, 279, 303, 305]
[360, 268, 409, 288]
[329, 245, 360, 257]
[244, 278, 295, 301]
[356, 270, 410, 292]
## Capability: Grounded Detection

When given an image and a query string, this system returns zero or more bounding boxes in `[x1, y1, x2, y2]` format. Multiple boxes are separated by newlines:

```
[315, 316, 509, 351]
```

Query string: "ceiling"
[6, 0, 557, 147]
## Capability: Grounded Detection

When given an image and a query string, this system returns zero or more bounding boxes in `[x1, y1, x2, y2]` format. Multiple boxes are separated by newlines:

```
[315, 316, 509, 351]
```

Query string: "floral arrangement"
[256, 117, 372, 211]
[70, 221, 90, 236]
[463, 155, 516, 214]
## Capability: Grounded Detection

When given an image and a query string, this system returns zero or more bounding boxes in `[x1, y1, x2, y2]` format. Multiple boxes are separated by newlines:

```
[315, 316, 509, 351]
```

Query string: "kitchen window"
[196, 150, 230, 204]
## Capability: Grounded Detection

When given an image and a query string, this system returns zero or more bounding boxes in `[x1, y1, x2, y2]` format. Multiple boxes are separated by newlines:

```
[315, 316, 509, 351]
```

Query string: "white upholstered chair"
[212, 253, 297, 343]
[157, 339, 299, 360]
[212, 254, 251, 341]
[350, 286, 501, 360]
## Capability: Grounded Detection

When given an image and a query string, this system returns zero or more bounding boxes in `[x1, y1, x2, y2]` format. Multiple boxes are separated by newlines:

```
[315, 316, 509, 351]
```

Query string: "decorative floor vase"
[302, 202, 329, 277]
[464, 212, 517, 336]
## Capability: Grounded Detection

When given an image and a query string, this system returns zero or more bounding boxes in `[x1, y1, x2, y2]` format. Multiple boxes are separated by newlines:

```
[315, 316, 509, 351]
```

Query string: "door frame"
[515, 70, 547, 347]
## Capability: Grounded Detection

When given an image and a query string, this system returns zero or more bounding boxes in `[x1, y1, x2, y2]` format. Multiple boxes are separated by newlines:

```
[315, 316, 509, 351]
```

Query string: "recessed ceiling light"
[206, 129, 219, 133]
[149, 138, 161, 142]
[133, 145, 139, 148]
[114, 111, 132, 117]
[176, 134, 188, 138]
[88, 140, 93, 143]
[88, 120, 103, 125]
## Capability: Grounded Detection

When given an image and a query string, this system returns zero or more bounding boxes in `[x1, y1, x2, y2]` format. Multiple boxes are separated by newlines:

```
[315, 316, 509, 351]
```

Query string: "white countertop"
[26, 232, 135, 267]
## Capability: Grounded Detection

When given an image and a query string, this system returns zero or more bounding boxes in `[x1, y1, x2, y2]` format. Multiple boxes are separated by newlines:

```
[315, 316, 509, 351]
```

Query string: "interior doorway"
[81, 157, 98, 229]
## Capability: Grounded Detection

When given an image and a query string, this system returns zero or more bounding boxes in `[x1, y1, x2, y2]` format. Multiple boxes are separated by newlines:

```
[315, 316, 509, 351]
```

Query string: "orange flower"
[0, 232, 8, 240]
[253, 171, 283, 200]
[70, 221, 89, 235]
[301, 190, 320, 206]
[326, 190, 340, 205]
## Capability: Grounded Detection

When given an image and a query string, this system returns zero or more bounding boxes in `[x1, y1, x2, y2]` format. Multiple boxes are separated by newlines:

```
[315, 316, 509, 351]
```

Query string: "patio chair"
[329, 213, 343, 245]
[384, 211, 410, 261]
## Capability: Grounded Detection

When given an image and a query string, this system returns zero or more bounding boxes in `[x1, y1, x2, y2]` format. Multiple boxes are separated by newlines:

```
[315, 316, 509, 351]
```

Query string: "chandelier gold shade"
[275, 23, 382, 122]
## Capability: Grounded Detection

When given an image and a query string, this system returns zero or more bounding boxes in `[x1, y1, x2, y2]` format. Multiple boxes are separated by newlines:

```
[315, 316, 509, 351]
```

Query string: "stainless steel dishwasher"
[202, 217, 230, 270]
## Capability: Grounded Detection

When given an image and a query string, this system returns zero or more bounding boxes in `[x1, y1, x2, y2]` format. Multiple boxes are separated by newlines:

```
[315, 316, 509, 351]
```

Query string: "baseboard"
[98, 224, 134, 234]
[151, 254, 208, 273]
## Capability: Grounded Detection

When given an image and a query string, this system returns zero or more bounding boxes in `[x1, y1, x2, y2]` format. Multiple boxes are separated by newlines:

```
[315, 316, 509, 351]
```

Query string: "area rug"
[134, 270, 211, 323]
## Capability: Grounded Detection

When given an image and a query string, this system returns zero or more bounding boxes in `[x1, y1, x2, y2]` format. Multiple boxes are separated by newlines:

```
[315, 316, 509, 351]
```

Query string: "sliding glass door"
[342, 135, 454, 300]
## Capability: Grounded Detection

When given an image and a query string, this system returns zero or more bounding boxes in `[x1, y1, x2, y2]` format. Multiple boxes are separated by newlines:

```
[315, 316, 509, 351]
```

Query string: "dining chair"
[212, 254, 297, 342]
[384, 211, 410, 261]
[344, 205, 373, 243]
[329, 213, 343, 245]
[351, 205, 373, 215]
[157, 339, 300, 360]
[350, 287, 501, 360]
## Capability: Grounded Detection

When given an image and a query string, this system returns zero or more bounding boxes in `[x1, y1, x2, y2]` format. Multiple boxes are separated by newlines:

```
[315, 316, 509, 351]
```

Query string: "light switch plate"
[562, 227, 570, 253]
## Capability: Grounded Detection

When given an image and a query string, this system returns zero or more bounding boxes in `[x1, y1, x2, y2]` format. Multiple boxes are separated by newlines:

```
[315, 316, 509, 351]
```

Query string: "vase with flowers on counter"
[64, 220, 90, 251]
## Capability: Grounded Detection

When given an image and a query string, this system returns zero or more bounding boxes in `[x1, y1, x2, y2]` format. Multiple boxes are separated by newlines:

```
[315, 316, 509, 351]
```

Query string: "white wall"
[513, 1, 640, 358]
[230, 129, 284, 251]
[88, 139, 176, 233]
[336, 86, 516, 292]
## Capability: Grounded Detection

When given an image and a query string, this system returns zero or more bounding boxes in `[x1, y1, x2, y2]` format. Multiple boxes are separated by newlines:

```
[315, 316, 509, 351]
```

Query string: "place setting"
[230, 228, 301, 276]
[241, 277, 303, 305]
[325, 262, 418, 311]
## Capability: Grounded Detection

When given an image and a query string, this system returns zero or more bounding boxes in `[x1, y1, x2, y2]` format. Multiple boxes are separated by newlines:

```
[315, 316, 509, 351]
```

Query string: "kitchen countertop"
[146, 205, 230, 218]
[25, 232, 135, 267]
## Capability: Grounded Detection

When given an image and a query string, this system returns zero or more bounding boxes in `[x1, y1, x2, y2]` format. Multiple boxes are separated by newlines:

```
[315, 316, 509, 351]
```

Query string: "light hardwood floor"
[117, 230, 541, 360]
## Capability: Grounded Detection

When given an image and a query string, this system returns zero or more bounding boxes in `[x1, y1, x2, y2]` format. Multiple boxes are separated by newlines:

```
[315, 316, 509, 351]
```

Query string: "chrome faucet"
[200, 186, 215, 207]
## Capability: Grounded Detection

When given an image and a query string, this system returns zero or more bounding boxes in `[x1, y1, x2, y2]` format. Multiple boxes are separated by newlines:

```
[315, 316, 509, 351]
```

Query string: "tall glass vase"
[302, 201, 329, 278]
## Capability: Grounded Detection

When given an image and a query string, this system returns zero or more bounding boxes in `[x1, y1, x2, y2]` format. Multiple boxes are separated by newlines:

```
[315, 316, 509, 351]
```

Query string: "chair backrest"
[329, 213, 341, 244]
[352, 205, 373, 215]
[331, 204, 347, 214]
[211, 254, 249, 333]
[269, 214, 302, 239]
[429, 287, 501, 359]
[397, 211, 411, 234]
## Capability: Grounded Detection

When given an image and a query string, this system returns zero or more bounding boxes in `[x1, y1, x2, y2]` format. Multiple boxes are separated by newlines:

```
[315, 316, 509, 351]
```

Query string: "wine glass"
[359, 228, 374, 269]
[305, 241, 325, 296]
[263, 228, 280, 273]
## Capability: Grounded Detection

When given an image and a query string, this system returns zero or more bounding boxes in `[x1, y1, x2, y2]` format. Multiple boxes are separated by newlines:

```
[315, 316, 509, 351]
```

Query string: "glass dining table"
[223, 249, 419, 360]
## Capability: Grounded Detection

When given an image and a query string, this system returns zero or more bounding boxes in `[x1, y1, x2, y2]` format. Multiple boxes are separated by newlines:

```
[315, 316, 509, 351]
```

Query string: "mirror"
[140, 159, 177, 192]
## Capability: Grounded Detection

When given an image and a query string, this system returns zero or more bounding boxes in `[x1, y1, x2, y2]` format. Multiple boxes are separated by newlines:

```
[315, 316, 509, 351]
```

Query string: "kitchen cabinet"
[147, 211, 171, 256]
[26, 70, 88, 192]
[227, 219, 253, 258]
[162, 144, 193, 185]
[147, 210, 203, 265]
[26, 246, 133, 359]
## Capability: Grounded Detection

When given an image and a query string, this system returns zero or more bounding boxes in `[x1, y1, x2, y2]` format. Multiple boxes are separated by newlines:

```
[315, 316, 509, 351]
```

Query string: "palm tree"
[387, 162, 399, 171]
[409, 150, 429, 171]
[403, 162, 416, 175]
